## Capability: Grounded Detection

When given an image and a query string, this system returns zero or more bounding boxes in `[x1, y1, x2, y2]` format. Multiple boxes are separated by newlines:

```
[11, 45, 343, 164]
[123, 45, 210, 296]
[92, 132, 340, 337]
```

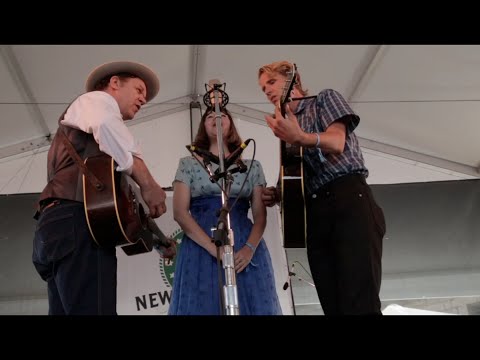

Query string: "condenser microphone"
[235, 159, 248, 173]
[224, 139, 252, 169]
[209, 79, 222, 88]
[203, 79, 229, 109]
[186, 145, 219, 164]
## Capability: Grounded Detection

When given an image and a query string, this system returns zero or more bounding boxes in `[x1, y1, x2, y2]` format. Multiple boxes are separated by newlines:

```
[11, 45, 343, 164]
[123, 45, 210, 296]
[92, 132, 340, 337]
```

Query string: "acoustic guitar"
[82, 153, 174, 256]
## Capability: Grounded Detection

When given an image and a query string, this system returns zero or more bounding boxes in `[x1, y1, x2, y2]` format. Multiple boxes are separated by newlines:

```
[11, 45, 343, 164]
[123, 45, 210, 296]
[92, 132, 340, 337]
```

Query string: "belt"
[41, 199, 61, 212]
[33, 198, 62, 220]
[310, 173, 366, 199]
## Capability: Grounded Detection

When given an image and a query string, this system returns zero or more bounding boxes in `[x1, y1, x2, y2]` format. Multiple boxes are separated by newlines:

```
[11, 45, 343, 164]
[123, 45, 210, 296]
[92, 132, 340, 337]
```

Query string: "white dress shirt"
[61, 91, 142, 175]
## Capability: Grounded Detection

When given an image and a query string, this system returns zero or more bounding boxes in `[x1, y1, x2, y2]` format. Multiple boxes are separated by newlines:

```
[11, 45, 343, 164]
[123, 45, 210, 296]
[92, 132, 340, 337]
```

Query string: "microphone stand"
[210, 84, 239, 316]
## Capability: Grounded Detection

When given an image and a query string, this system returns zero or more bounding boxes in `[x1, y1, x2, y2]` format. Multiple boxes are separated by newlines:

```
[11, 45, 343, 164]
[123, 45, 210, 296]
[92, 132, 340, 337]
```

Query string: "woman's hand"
[234, 245, 254, 273]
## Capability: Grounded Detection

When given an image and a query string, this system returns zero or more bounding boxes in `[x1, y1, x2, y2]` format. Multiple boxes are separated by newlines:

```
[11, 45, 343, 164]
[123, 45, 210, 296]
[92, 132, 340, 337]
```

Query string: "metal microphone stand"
[209, 83, 239, 316]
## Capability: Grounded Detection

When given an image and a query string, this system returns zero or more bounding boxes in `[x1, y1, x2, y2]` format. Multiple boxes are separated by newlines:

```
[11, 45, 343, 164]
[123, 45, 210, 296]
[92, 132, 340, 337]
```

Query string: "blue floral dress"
[168, 156, 282, 315]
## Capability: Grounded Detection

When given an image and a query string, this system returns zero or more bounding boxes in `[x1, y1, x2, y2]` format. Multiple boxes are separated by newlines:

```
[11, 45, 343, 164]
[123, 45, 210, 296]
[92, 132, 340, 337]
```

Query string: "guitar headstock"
[279, 63, 298, 118]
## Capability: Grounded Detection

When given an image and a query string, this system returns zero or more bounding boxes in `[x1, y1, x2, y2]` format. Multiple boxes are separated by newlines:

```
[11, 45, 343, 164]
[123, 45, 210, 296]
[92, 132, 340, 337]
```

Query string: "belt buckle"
[34, 199, 60, 220]
[43, 199, 60, 212]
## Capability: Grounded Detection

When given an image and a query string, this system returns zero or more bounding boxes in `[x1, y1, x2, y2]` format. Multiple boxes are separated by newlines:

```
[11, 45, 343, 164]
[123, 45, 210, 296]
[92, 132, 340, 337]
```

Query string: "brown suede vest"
[37, 104, 103, 207]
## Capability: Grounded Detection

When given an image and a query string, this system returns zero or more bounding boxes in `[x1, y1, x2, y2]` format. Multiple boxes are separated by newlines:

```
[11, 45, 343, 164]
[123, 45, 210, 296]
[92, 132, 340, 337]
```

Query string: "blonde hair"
[258, 61, 308, 96]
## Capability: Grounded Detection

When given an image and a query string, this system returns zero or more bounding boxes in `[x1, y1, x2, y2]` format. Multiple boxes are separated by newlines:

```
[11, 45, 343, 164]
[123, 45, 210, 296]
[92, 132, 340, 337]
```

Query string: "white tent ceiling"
[1, 45, 479, 315]
[1, 44, 479, 177]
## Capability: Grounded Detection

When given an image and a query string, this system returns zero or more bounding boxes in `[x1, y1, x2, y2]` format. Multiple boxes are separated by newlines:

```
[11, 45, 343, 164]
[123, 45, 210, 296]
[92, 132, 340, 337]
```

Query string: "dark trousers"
[306, 174, 386, 315]
[32, 200, 117, 315]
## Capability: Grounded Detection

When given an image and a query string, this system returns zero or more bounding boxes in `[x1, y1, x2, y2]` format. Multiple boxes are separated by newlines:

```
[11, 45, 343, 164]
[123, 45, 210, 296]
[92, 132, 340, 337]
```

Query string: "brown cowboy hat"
[85, 61, 159, 102]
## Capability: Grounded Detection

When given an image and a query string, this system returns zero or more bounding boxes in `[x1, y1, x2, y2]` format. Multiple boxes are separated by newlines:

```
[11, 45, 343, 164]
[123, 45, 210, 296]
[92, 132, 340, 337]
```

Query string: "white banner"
[117, 192, 294, 315]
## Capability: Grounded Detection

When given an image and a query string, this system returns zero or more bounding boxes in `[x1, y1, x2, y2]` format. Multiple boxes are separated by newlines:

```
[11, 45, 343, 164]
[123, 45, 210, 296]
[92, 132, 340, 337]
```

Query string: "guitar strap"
[57, 128, 105, 191]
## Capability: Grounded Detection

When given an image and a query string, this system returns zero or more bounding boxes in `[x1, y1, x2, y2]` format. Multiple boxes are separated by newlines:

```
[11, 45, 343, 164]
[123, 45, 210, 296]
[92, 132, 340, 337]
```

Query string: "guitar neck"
[280, 63, 297, 117]
[147, 217, 172, 248]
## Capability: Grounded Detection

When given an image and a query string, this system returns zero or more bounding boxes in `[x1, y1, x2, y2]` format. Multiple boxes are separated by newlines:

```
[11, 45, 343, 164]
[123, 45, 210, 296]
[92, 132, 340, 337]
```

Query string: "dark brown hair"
[193, 107, 242, 153]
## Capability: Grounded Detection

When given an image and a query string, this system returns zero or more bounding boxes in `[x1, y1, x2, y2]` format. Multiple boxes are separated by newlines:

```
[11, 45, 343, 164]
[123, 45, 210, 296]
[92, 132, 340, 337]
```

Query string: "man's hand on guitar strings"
[261, 186, 280, 207]
[142, 184, 167, 218]
[265, 104, 303, 145]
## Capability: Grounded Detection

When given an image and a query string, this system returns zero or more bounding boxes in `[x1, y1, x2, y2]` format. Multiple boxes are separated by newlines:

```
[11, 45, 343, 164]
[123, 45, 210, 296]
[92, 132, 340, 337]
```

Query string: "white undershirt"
[61, 91, 142, 175]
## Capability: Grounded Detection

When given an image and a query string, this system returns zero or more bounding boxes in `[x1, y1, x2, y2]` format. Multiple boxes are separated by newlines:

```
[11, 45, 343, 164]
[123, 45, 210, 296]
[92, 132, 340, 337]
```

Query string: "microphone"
[235, 158, 248, 173]
[224, 139, 252, 169]
[203, 79, 229, 109]
[186, 145, 219, 164]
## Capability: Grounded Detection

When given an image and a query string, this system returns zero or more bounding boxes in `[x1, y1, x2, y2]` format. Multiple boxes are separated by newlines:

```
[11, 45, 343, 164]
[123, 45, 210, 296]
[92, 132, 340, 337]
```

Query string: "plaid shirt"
[295, 89, 368, 196]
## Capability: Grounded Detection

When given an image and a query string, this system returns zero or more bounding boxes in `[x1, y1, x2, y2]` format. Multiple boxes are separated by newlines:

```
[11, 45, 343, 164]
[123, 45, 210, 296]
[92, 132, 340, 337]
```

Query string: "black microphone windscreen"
[204, 80, 229, 109]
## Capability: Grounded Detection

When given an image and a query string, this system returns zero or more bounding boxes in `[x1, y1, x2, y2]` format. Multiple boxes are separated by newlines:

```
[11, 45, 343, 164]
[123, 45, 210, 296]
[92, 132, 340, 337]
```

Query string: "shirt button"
[312, 194, 317, 199]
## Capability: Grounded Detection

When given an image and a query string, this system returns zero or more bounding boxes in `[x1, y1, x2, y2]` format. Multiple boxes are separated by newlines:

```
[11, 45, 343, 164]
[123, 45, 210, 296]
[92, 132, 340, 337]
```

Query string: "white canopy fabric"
[1, 45, 479, 177]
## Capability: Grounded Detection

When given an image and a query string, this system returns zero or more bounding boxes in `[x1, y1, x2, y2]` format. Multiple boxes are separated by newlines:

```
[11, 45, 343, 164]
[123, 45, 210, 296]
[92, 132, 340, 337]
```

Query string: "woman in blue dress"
[168, 107, 282, 315]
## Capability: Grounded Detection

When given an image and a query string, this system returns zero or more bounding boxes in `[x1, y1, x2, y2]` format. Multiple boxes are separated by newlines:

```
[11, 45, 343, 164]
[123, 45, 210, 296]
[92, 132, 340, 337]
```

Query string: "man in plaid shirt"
[258, 61, 386, 315]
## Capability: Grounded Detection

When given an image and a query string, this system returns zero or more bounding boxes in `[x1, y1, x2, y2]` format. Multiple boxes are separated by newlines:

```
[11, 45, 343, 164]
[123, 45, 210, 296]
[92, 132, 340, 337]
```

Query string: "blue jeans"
[32, 200, 117, 315]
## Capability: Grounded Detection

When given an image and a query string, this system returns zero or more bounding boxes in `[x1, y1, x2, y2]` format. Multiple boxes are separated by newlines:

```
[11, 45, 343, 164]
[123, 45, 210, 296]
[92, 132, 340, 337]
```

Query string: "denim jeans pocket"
[34, 211, 76, 263]
[373, 203, 386, 238]
[362, 185, 386, 238]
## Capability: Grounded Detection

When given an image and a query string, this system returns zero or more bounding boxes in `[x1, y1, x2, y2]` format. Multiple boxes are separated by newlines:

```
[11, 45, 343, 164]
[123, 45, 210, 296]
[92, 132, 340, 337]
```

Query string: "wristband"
[245, 242, 256, 253]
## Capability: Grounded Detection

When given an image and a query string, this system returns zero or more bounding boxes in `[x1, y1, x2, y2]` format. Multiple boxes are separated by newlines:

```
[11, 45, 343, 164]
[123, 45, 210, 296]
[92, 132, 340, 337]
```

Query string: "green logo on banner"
[159, 228, 183, 288]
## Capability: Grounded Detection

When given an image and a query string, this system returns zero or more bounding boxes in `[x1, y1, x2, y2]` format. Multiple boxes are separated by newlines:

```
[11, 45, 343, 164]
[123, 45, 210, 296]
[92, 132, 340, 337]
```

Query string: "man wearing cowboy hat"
[32, 61, 169, 315]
